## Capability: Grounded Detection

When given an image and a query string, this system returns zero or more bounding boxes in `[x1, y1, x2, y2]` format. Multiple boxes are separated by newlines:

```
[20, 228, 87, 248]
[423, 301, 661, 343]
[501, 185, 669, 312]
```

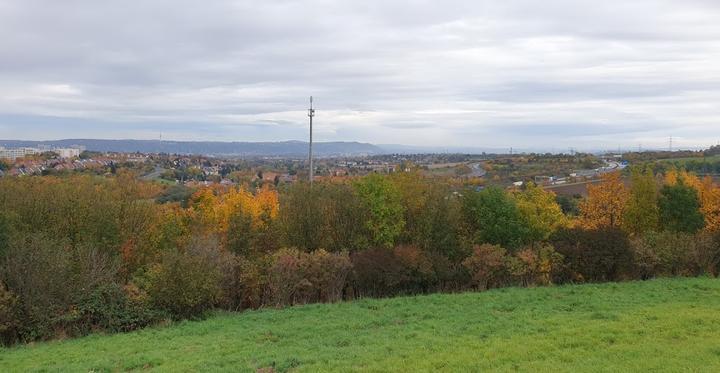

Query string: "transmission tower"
[308, 96, 315, 184]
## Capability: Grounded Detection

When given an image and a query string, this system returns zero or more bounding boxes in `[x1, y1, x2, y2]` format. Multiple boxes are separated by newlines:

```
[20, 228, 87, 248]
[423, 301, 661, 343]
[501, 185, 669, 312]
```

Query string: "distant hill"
[0, 139, 384, 157]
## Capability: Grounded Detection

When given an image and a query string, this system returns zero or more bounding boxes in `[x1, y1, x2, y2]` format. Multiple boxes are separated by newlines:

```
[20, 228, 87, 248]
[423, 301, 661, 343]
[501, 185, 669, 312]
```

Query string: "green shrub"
[393, 245, 436, 293]
[146, 238, 229, 319]
[551, 227, 634, 282]
[350, 248, 406, 298]
[0, 235, 154, 343]
[61, 284, 162, 336]
[0, 282, 19, 345]
[631, 231, 720, 278]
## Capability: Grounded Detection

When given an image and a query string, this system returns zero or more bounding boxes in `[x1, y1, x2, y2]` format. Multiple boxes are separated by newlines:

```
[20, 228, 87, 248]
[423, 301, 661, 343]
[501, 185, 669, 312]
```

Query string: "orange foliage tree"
[579, 172, 629, 229]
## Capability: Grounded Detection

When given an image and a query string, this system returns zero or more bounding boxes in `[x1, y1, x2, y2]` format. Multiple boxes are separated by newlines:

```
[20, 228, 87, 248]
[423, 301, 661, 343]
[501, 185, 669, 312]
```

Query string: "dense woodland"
[1, 166, 720, 345]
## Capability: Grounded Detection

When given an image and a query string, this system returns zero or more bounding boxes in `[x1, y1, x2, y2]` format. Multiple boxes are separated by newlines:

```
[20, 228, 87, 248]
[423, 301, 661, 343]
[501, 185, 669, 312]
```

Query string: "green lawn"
[3, 277, 720, 372]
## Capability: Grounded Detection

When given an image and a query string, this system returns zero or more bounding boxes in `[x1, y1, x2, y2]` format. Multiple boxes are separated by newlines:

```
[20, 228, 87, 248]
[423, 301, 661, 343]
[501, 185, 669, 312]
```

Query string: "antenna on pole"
[308, 96, 315, 184]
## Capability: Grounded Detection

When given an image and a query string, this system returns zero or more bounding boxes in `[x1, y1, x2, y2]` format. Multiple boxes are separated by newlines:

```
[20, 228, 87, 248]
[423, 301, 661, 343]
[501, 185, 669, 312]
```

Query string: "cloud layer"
[1, 0, 719, 150]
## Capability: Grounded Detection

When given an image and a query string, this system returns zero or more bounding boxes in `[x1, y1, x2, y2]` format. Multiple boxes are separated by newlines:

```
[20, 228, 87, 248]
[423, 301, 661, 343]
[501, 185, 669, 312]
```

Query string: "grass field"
[3, 277, 720, 372]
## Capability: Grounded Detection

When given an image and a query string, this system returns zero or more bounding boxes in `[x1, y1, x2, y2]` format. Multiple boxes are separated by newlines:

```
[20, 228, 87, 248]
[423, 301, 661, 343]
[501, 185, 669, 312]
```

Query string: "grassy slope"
[3, 278, 720, 372]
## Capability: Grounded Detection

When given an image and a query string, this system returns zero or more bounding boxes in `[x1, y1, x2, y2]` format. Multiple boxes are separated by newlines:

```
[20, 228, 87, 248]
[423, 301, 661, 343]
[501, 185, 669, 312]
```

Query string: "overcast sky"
[1, 0, 719, 150]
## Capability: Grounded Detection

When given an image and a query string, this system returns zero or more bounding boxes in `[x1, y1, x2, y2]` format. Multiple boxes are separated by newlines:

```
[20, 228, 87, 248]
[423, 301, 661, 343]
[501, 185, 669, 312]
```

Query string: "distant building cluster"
[0, 145, 85, 160]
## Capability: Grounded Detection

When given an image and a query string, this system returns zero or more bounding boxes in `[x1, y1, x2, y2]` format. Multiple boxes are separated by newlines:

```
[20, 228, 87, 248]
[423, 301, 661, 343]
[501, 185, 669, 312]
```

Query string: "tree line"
[0, 167, 719, 345]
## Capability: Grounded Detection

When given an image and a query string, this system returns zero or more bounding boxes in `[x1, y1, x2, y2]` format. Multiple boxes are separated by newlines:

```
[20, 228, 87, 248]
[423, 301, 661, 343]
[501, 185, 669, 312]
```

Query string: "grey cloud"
[0, 0, 719, 149]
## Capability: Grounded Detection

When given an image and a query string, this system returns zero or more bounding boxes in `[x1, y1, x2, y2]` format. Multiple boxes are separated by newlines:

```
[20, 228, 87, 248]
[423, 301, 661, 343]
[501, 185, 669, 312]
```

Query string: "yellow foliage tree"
[700, 177, 720, 232]
[699, 176, 720, 232]
[513, 182, 567, 241]
[254, 185, 280, 225]
[579, 172, 628, 229]
[191, 185, 279, 235]
[190, 188, 220, 229]
[664, 168, 679, 185]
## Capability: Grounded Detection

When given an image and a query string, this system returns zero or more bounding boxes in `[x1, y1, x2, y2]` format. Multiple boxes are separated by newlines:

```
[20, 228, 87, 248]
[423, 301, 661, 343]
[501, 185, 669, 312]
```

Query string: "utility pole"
[308, 96, 315, 184]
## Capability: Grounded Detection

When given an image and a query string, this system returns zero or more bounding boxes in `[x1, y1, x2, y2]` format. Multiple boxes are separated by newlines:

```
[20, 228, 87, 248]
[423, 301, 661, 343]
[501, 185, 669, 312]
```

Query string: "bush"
[267, 248, 306, 306]
[350, 248, 406, 298]
[146, 237, 229, 319]
[0, 213, 9, 258]
[0, 235, 154, 343]
[234, 257, 270, 310]
[0, 283, 19, 345]
[692, 232, 720, 276]
[462, 244, 508, 290]
[62, 283, 161, 336]
[631, 231, 720, 278]
[551, 227, 633, 282]
[216, 256, 259, 311]
[425, 252, 467, 292]
[268, 248, 352, 306]
[508, 244, 564, 287]
[302, 250, 352, 303]
[393, 245, 435, 293]
[630, 234, 662, 280]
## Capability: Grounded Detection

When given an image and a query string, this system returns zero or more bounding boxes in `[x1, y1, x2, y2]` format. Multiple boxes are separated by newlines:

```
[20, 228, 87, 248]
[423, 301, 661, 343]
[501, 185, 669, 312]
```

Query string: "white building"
[0, 146, 81, 160]
[55, 148, 81, 158]
[0, 147, 40, 160]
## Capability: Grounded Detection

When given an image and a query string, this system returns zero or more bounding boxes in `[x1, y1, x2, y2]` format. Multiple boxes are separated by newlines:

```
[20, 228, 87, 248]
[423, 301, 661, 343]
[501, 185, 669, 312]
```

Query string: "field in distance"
[2, 277, 720, 372]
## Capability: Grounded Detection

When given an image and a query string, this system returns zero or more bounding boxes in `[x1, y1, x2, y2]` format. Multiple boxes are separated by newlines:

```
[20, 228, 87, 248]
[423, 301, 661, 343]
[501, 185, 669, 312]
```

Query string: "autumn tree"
[226, 208, 255, 256]
[390, 172, 464, 258]
[513, 182, 566, 242]
[415, 186, 465, 259]
[190, 187, 220, 230]
[189, 185, 280, 253]
[462, 244, 508, 290]
[279, 182, 370, 252]
[699, 177, 720, 232]
[353, 174, 405, 248]
[579, 172, 628, 229]
[390, 170, 430, 244]
[623, 166, 659, 234]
